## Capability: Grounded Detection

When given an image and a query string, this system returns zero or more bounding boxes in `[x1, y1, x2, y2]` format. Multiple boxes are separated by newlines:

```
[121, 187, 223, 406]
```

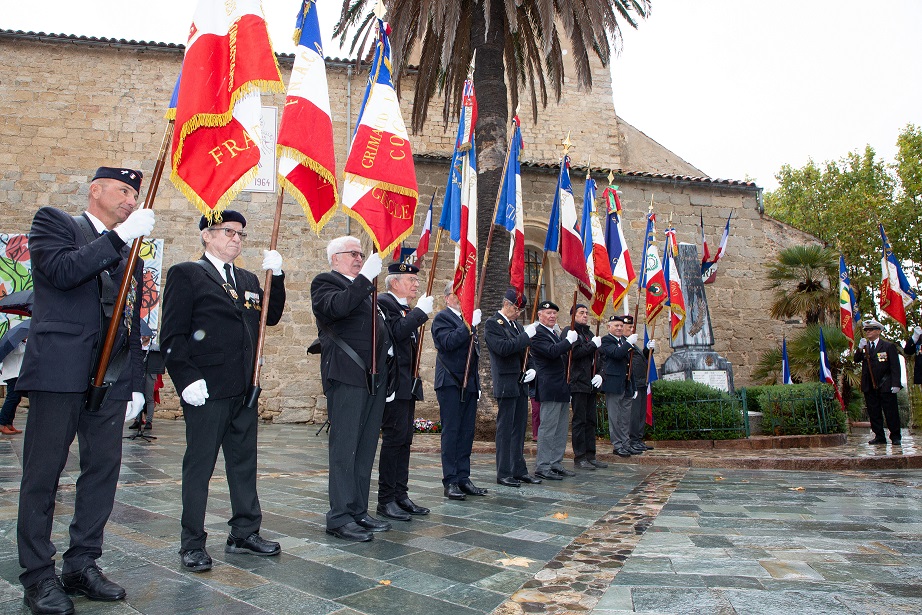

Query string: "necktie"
[870, 342, 875, 354]
[224, 263, 237, 293]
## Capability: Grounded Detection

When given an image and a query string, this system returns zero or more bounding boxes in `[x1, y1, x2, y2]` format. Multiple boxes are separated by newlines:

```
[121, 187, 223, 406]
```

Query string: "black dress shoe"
[355, 514, 391, 532]
[179, 548, 213, 572]
[868, 438, 888, 445]
[495, 477, 521, 488]
[397, 498, 430, 515]
[377, 501, 411, 521]
[614, 448, 632, 457]
[225, 532, 281, 555]
[459, 480, 488, 496]
[576, 460, 596, 470]
[534, 471, 562, 480]
[587, 459, 608, 468]
[128, 421, 141, 430]
[144, 422, 152, 430]
[445, 483, 467, 499]
[514, 474, 542, 484]
[627, 447, 645, 455]
[642, 443, 654, 450]
[24, 577, 75, 614]
[60, 565, 125, 601]
[326, 522, 373, 542]
[552, 468, 576, 477]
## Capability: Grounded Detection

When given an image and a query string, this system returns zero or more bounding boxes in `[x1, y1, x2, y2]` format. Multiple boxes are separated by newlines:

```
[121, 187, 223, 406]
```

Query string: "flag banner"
[642, 212, 667, 323]
[277, 0, 338, 233]
[819, 328, 846, 411]
[879, 223, 916, 328]
[341, 18, 418, 255]
[165, 71, 182, 120]
[644, 326, 656, 426]
[410, 194, 434, 266]
[839, 255, 860, 348]
[603, 187, 635, 311]
[782, 336, 793, 384]
[701, 212, 731, 284]
[549, 156, 592, 295]
[579, 177, 598, 302]
[582, 178, 614, 318]
[663, 227, 686, 339]
[169, 0, 284, 220]
[496, 118, 526, 297]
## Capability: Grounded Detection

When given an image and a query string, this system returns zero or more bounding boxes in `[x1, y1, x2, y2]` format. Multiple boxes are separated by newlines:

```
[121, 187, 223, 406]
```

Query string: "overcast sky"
[4, 1, 920, 191]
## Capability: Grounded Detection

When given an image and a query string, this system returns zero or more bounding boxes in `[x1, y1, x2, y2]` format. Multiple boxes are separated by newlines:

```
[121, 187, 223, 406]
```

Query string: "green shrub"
[757, 382, 846, 435]
[648, 380, 746, 441]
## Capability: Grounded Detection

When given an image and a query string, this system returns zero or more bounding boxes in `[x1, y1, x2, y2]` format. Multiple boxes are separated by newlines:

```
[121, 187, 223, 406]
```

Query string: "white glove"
[524, 323, 537, 338]
[647, 340, 656, 350]
[472, 309, 482, 327]
[114, 208, 155, 242]
[359, 252, 383, 280]
[592, 336, 602, 348]
[591, 374, 603, 388]
[478, 390, 482, 400]
[891, 386, 901, 394]
[386, 392, 396, 402]
[913, 325, 922, 342]
[632, 391, 638, 399]
[125, 391, 145, 422]
[387, 346, 394, 357]
[858, 338, 868, 349]
[626, 333, 638, 345]
[416, 295, 434, 315]
[565, 330, 578, 344]
[181, 379, 209, 407]
[262, 249, 283, 275]
[523, 368, 536, 383]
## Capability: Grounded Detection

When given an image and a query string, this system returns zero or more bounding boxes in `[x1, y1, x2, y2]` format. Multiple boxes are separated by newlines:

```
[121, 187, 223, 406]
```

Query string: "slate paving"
[0, 421, 918, 614]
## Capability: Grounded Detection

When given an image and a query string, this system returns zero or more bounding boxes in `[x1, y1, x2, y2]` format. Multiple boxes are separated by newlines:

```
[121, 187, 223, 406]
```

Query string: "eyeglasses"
[207, 227, 247, 239]
[335, 250, 366, 260]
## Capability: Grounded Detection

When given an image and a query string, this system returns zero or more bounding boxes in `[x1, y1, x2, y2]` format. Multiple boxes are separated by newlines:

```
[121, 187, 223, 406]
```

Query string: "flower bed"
[414, 418, 442, 434]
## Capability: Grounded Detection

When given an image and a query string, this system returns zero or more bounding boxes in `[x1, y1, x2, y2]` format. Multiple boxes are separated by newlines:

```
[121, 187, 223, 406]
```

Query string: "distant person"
[854, 319, 902, 445]
[902, 325, 922, 386]
[0, 338, 26, 435]
[128, 333, 158, 431]
[561, 304, 605, 470]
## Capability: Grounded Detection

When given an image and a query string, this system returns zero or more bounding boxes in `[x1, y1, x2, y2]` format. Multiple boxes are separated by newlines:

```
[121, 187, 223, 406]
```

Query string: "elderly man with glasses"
[854, 318, 903, 446]
[311, 236, 393, 542]
[161, 210, 287, 572]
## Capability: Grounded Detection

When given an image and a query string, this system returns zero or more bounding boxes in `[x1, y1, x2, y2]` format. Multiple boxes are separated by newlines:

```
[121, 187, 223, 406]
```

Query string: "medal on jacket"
[222, 283, 239, 301]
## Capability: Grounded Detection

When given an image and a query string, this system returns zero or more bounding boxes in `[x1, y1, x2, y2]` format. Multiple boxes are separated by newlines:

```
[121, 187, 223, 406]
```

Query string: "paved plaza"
[0, 422, 920, 614]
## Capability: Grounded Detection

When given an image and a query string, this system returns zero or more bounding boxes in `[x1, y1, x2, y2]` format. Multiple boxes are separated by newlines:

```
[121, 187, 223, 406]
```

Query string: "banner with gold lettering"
[169, 0, 284, 221]
[341, 18, 418, 255]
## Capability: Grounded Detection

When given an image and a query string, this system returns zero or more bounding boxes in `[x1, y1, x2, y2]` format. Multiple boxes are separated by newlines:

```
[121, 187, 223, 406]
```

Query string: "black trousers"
[571, 392, 598, 462]
[378, 397, 415, 504]
[326, 379, 385, 529]
[18, 391, 124, 588]
[181, 395, 261, 550]
[495, 392, 528, 479]
[864, 389, 901, 442]
[437, 385, 477, 486]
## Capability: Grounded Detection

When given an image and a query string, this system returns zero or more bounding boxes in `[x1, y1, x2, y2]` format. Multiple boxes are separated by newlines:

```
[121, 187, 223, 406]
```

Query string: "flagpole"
[520, 253, 548, 375]
[87, 120, 174, 412]
[413, 201, 442, 384]
[627, 198, 653, 384]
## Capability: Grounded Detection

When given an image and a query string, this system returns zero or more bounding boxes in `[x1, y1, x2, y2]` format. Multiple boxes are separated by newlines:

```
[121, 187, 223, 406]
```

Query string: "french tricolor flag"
[581, 178, 614, 319]
[496, 118, 525, 297]
[782, 336, 793, 384]
[546, 156, 591, 295]
[879, 223, 916, 328]
[819, 328, 846, 411]
[277, 1, 338, 233]
[645, 326, 657, 426]
[602, 187, 636, 312]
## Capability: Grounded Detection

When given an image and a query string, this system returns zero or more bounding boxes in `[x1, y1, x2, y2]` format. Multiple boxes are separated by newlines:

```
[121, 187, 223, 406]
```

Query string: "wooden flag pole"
[565, 289, 578, 380]
[412, 220, 443, 383]
[627, 197, 653, 384]
[520, 252, 548, 375]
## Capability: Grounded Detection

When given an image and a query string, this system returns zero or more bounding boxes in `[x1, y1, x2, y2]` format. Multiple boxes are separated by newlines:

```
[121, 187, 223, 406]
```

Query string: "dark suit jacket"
[311, 271, 392, 394]
[903, 338, 922, 385]
[629, 344, 651, 388]
[598, 334, 633, 395]
[562, 323, 597, 394]
[431, 307, 479, 393]
[377, 292, 428, 400]
[854, 338, 901, 393]
[17, 208, 142, 398]
[530, 325, 573, 402]
[484, 312, 530, 398]
[161, 258, 285, 400]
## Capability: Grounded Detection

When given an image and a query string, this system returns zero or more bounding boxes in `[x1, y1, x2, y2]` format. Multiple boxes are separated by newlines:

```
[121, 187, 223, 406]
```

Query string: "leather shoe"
[868, 438, 887, 445]
[514, 474, 542, 484]
[642, 443, 654, 450]
[326, 522, 373, 542]
[143, 422, 152, 430]
[614, 448, 632, 457]
[179, 548, 213, 572]
[397, 498, 430, 515]
[0, 424, 20, 435]
[459, 480, 488, 496]
[225, 532, 280, 555]
[24, 577, 74, 614]
[445, 483, 467, 499]
[534, 471, 562, 481]
[627, 447, 645, 455]
[576, 459, 596, 470]
[495, 477, 521, 488]
[60, 565, 125, 601]
[127, 420, 141, 430]
[377, 501, 411, 521]
[552, 468, 576, 477]
[355, 514, 391, 532]
[587, 459, 608, 468]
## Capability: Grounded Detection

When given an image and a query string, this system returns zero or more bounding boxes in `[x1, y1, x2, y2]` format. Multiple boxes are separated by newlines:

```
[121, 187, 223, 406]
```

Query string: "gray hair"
[385, 274, 399, 291]
[444, 280, 454, 296]
[326, 235, 361, 264]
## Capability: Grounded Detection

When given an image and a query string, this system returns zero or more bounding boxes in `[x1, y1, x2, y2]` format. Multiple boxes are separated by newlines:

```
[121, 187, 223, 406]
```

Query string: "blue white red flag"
[663, 227, 686, 339]
[581, 178, 614, 318]
[166, 71, 181, 117]
[782, 336, 793, 384]
[411, 195, 433, 266]
[879, 223, 916, 329]
[602, 187, 635, 311]
[819, 328, 846, 411]
[645, 326, 656, 426]
[642, 212, 668, 323]
[701, 212, 731, 284]
[839, 255, 860, 348]
[277, 0, 338, 233]
[547, 156, 592, 296]
[496, 117, 526, 298]
[342, 18, 418, 255]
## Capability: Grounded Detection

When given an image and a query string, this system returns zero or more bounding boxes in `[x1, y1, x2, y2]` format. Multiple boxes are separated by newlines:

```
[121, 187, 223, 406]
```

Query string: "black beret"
[199, 210, 247, 230]
[538, 300, 559, 312]
[504, 288, 527, 309]
[387, 262, 420, 275]
[570, 303, 589, 315]
[623, 315, 634, 324]
[92, 166, 143, 193]
[609, 315, 627, 323]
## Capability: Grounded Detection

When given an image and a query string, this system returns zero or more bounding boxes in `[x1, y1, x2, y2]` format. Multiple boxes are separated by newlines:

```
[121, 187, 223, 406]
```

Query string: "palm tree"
[765, 245, 839, 325]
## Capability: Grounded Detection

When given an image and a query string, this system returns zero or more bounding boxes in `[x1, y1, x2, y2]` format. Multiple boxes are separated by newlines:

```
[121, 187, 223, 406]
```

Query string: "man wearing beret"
[161, 210, 286, 572]
[561, 304, 606, 470]
[431, 281, 485, 500]
[17, 167, 154, 614]
[854, 319, 902, 445]
[375, 262, 434, 521]
[484, 289, 541, 487]
[624, 316, 654, 455]
[312, 236, 393, 542]
[598, 315, 637, 457]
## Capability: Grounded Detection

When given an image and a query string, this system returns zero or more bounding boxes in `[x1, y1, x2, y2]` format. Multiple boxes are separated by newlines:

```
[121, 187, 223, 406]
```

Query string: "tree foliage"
[765, 245, 838, 324]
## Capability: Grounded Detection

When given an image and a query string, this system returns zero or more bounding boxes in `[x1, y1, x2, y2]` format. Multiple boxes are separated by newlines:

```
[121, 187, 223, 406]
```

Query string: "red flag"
[169, 0, 284, 219]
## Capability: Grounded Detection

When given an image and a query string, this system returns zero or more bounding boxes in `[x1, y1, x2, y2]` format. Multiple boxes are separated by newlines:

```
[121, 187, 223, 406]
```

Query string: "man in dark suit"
[530, 301, 578, 480]
[431, 281, 486, 500]
[311, 236, 393, 542]
[624, 317, 654, 454]
[484, 288, 541, 487]
[854, 318, 902, 445]
[598, 315, 636, 458]
[375, 262, 433, 521]
[902, 324, 922, 386]
[161, 210, 286, 573]
[16, 166, 154, 614]
[561, 304, 605, 470]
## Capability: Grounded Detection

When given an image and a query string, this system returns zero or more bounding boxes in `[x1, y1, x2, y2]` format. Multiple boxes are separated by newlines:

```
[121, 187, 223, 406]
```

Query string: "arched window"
[524, 247, 546, 310]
